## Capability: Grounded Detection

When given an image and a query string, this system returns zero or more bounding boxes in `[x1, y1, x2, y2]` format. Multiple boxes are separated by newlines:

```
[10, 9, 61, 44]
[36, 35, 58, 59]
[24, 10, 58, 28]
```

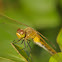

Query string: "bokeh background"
[0, 0, 62, 62]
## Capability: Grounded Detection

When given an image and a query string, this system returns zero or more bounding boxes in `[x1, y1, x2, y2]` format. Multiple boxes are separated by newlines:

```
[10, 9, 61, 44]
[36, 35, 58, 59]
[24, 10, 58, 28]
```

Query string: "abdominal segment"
[33, 36, 57, 55]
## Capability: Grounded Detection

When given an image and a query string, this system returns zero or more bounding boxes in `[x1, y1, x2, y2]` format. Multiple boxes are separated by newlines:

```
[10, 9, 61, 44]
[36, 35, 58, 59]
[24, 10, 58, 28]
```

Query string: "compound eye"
[17, 28, 24, 35]
[20, 31, 24, 35]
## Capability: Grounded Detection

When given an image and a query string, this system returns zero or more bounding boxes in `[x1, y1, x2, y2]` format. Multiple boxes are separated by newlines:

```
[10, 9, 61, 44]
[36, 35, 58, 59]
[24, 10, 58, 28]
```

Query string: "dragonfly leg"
[17, 39, 22, 43]
[27, 40, 31, 54]
[27, 40, 33, 61]
[20, 39, 24, 44]
[12, 38, 22, 44]
[20, 40, 26, 51]
[17, 38, 26, 44]
[13, 39, 17, 43]
[27, 41, 31, 48]
[27, 40, 31, 50]
[24, 40, 26, 49]
[12, 39, 18, 44]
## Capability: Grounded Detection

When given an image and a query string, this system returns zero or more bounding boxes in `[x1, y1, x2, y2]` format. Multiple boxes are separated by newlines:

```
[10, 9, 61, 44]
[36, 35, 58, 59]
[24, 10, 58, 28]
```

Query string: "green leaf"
[11, 43, 32, 62]
[0, 57, 14, 62]
[57, 28, 62, 51]
[49, 52, 62, 62]
[0, 14, 29, 62]
[49, 29, 62, 62]
[0, 14, 32, 62]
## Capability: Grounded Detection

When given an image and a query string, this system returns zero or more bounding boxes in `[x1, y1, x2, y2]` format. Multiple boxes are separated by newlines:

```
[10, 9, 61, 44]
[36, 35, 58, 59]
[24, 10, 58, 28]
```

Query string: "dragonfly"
[0, 14, 57, 56]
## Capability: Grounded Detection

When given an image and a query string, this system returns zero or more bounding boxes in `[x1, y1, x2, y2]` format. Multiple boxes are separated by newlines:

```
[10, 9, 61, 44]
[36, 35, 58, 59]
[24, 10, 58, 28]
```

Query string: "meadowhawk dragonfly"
[0, 14, 57, 58]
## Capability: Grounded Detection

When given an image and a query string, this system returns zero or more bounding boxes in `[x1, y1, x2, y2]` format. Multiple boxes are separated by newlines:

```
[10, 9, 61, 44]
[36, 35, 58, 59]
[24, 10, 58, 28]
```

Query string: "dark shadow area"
[37, 27, 61, 52]
[56, 0, 62, 27]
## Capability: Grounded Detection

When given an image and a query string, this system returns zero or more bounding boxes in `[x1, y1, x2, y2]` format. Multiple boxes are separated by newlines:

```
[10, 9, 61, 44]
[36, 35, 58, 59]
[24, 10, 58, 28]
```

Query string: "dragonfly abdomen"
[33, 36, 57, 55]
[42, 43, 57, 55]
[35, 41, 57, 55]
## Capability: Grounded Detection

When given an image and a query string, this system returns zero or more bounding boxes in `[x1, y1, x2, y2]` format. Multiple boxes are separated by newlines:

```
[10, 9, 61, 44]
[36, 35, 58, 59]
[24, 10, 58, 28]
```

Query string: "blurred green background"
[0, 0, 62, 62]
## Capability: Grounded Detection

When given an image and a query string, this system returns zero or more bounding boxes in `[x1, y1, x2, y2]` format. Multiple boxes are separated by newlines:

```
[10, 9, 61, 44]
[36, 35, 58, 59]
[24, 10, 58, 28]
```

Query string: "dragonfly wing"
[36, 30, 56, 49]
[32, 30, 57, 55]
[0, 13, 29, 28]
[0, 14, 29, 37]
[0, 14, 32, 62]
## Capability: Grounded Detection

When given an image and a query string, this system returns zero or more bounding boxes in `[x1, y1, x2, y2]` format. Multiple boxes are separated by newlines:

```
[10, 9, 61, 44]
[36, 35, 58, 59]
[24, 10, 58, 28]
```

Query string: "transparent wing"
[0, 13, 29, 26]
[0, 13, 29, 27]
[36, 31, 56, 49]
[0, 14, 31, 62]
[32, 28, 56, 49]
[0, 14, 29, 38]
[0, 13, 56, 49]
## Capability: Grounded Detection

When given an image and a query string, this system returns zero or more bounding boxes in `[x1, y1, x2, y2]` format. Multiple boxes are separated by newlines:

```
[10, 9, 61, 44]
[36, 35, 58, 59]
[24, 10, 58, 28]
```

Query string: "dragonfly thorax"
[16, 28, 25, 39]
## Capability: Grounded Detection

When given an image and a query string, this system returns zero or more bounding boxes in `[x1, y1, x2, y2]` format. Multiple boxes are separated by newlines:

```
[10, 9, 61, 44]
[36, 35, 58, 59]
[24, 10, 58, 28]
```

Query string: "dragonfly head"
[16, 28, 25, 39]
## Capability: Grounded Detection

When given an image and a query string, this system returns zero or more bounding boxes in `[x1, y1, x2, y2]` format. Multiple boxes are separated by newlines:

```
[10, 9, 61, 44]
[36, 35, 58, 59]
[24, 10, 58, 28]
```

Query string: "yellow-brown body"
[24, 27, 57, 55]
[16, 27, 57, 55]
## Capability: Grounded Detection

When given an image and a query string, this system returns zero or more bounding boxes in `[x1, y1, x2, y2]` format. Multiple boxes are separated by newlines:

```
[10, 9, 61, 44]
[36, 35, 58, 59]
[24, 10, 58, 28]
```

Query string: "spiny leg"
[16, 38, 25, 44]
[13, 38, 21, 43]
[27, 40, 31, 48]
[13, 38, 26, 52]
[20, 39, 24, 44]
[12, 38, 25, 44]
[23, 39, 26, 49]
[19, 39, 31, 62]
[27, 40, 32, 59]
[20, 39, 26, 51]
[13, 38, 26, 50]
[13, 38, 18, 43]
[27, 40, 31, 50]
